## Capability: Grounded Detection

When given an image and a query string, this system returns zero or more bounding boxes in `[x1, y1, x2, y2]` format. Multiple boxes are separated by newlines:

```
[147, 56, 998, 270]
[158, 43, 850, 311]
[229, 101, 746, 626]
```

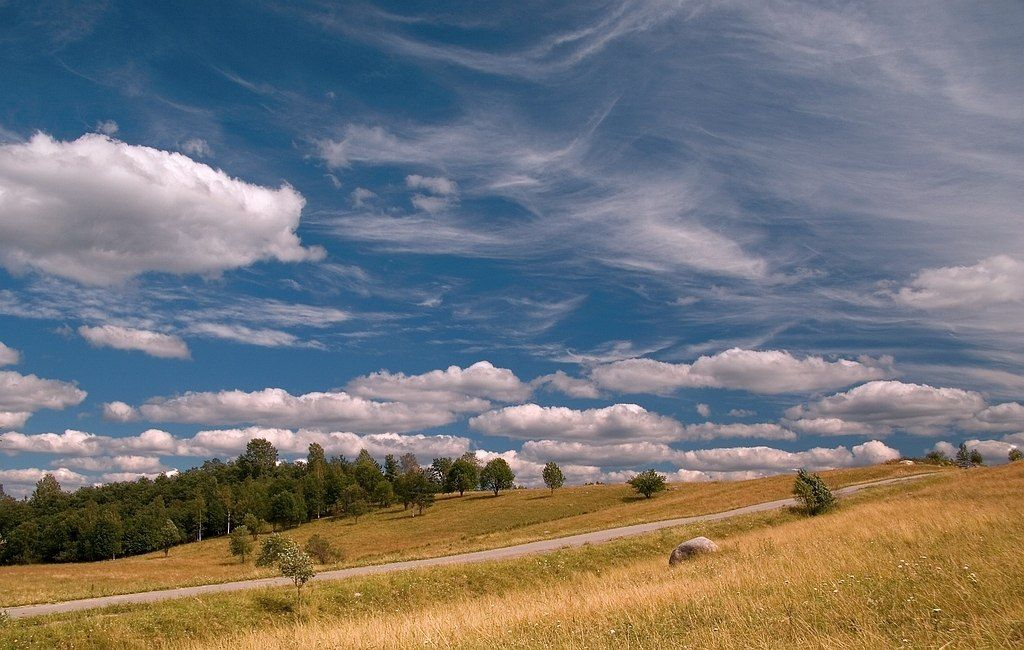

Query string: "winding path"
[3, 473, 933, 620]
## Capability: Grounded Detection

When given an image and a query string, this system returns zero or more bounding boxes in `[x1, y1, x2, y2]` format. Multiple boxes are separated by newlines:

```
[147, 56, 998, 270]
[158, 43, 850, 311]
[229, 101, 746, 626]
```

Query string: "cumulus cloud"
[0, 133, 323, 285]
[0, 341, 20, 366]
[94, 120, 118, 135]
[783, 380, 990, 436]
[1, 427, 470, 465]
[531, 370, 602, 399]
[681, 422, 796, 441]
[469, 403, 685, 442]
[520, 439, 678, 467]
[696, 403, 711, 417]
[103, 401, 138, 422]
[674, 440, 900, 473]
[0, 370, 86, 429]
[180, 137, 213, 158]
[108, 387, 464, 433]
[895, 255, 1024, 310]
[590, 348, 893, 395]
[0, 467, 90, 493]
[79, 325, 190, 359]
[346, 361, 530, 410]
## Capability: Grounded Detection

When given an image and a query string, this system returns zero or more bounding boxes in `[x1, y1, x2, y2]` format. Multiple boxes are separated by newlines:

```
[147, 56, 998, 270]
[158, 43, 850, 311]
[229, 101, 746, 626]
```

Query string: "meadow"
[0, 463, 934, 608]
[1, 462, 1015, 649]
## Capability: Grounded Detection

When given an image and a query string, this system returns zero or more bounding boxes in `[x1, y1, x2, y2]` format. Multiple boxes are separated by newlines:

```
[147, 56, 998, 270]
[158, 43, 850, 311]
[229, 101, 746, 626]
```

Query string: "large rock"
[669, 536, 719, 565]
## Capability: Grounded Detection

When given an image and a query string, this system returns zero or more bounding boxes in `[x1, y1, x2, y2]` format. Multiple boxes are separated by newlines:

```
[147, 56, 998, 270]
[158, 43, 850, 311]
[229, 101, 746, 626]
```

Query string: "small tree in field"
[1009, 448, 1023, 462]
[969, 449, 984, 466]
[793, 469, 836, 516]
[542, 462, 565, 494]
[242, 513, 265, 540]
[628, 470, 666, 499]
[304, 534, 340, 564]
[279, 546, 315, 604]
[256, 534, 297, 567]
[479, 458, 516, 496]
[158, 518, 181, 557]
[229, 526, 253, 564]
[955, 443, 973, 468]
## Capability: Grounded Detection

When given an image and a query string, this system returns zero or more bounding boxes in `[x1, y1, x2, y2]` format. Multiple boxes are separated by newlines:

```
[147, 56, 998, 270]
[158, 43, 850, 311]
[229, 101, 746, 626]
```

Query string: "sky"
[1, 0, 1023, 495]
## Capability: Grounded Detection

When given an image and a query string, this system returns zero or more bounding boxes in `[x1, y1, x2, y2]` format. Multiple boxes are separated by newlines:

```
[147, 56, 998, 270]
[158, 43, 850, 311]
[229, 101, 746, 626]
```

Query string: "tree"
[158, 518, 181, 557]
[970, 449, 984, 466]
[628, 470, 666, 499]
[229, 526, 253, 563]
[924, 450, 951, 465]
[1009, 448, 1023, 462]
[305, 443, 327, 519]
[353, 449, 384, 494]
[955, 443, 982, 468]
[239, 438, 278, 478]
[372, 481, 395, 508]
[256, 534, 297, 567]
[304, 533, 340, 564]
[430, 457, 454, 489]
[242, 513, 265, 540]
[333, 485, 371, 521]
[269, 491, 306, 530]
[279, 546, 315, 604]
[479, 458, 516, 496]
[29, 474, 68, 517]
[383, 454, 400, 484]
[445, 457, 478, 496]
[542, 462, 565, 494]
[793, 469, 836, 516]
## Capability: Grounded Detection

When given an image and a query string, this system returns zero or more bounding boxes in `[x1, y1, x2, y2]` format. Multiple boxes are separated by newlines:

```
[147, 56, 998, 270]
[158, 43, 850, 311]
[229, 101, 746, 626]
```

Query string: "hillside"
[2, 462, 1019, 648]
[0, 463, 933, 608]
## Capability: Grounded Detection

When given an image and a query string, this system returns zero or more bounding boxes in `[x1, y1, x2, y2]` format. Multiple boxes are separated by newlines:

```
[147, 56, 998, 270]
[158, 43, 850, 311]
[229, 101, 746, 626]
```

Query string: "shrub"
[628, 470, 667, 499]
[1009, 448, 1023, 462]
[923, 450, 951, 465]
[304, 534, 341, 564]
[256, 534, 298, 567]
[793, 469, 836, 516]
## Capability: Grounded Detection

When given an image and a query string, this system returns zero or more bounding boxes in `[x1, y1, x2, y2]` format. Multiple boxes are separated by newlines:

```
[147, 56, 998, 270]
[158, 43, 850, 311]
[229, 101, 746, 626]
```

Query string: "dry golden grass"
[210, 463, 1024, 649]
[0, 463, 932, 607]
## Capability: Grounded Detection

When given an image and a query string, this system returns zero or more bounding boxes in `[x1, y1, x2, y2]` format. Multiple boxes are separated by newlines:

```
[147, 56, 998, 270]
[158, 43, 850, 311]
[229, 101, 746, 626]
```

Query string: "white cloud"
[0, 370, 86, 429]
[590, 348, 892, 395]
[79, 325, 190, 359]
[103, 401, 139, 421]
[681, 422, 796, 441]
[674, 440, 900, 473]
[696, 403, 711, 417]
[0, 133, 323, 285]
[180, 138, 213, 157]
[0, 341, 20, 366]
[0, 429, 180, 456]
[0, 467, 90, 491]
[783, 380, 988, 436]
[94, 120, 118, 135]
[967, 402, 1024, 432]
[728, 408, 755, 417]
[531, 370, 602, 399]
[347, 361, 530, 413]
[406, 174, 458, 196]
[111, 387, 462, 433]
[469, 403, 684, 442]
[895, 255, 1024, 310]
[187, 322, 304, 348]
[520, 439, 678, 467]
[58, 455, 169, 473]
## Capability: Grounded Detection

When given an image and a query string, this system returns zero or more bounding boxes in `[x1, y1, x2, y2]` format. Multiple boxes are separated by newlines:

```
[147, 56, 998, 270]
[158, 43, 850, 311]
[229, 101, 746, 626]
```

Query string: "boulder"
[669, 536, 719, 565]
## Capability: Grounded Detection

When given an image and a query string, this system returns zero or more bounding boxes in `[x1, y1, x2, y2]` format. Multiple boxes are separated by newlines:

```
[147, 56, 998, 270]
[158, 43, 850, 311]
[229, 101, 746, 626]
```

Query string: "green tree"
[445, 456, 479, 496]
[956, 443, 982, 468]
[305, 443, 327, 519]
[479, 458, 515, 496]
[353, 449, 384, 494]
[970, 449, 984, 466]
[1009, 448, 1023, 462]
[628, 470, 666, 499]
[542, 462, 565, 494]
[430, 457, 454, 489]
[279, 546, 315, 604]
[924, 450, 951, 465]
[239, 438, 279, 478]
[793, 469, 837, 515]
[229, 526, 253, 563]
[29, 474, 68, 517]
[269, 491, 305, 530]
[256, 534, 297, 567]
[383, 454, 400, 484]
[158, 518, 181, 557]
[371, 481, 395, 508]
[304, 533, 340, 564]
[242, 513, 265, 540]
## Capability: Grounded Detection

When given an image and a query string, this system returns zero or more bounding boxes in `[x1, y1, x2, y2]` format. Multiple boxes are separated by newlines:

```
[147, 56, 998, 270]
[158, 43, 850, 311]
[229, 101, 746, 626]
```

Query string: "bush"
[793, 469, 836, 515]
[1009, 448, 1023, 462]
[256, 534, 298, 567]
[304, 534, 341, 564]
[628, 470, 667, 499]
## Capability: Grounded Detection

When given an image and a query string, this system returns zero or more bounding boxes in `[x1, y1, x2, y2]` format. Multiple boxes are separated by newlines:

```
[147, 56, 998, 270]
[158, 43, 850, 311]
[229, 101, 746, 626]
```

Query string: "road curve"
[3, 473, 933, 620]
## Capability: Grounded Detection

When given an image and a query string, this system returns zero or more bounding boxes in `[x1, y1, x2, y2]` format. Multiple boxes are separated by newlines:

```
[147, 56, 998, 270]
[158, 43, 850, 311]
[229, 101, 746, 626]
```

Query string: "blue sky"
[1, 1, 1023, 495]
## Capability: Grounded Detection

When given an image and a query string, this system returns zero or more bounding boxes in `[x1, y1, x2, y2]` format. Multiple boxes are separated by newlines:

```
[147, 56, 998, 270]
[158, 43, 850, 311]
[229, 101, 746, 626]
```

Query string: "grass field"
[8, 462, 1021, 648]
[0, 462, 1012, 649]
[0, 463, 935, 607]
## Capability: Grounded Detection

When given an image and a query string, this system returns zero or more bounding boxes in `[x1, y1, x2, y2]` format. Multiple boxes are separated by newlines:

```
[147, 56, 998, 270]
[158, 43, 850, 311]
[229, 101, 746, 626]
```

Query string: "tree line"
[0, 439, 540, 565]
